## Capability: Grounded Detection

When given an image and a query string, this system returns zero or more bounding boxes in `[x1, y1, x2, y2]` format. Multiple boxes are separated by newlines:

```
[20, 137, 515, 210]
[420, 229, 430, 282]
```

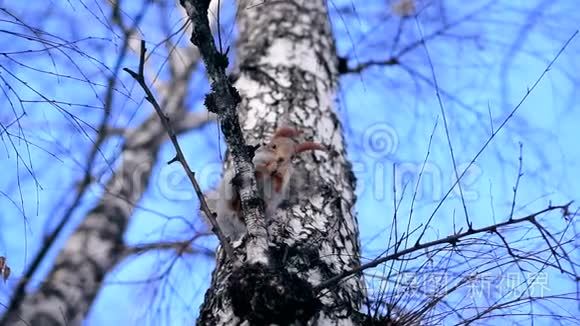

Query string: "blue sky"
[1, 0, 579, 324]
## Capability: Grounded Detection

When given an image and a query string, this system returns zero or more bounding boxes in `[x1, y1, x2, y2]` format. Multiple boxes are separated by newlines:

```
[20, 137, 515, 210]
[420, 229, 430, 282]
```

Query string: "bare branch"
[122, 239, 214, 259]
[124, 40, 235, 260]
[315, 202, 572, 292]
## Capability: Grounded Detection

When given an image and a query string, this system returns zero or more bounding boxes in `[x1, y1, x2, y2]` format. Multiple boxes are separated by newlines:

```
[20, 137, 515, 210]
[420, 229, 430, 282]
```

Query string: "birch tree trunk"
[195, 1, 364, 324]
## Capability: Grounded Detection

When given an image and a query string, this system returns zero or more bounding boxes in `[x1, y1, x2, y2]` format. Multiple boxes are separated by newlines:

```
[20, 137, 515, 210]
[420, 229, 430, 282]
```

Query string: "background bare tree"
[0, 0, 578, 325]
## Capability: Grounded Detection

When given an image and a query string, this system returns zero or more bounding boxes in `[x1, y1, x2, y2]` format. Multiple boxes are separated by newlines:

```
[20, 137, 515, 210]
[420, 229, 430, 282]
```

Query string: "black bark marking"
[30, 313, 62, 326]
[228, 263, 320, 324]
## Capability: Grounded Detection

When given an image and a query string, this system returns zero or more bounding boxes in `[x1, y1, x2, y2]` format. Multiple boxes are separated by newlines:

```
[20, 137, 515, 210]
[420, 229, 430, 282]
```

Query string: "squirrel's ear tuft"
[273, 127, 301, 139]
[295, 142, 326, 153]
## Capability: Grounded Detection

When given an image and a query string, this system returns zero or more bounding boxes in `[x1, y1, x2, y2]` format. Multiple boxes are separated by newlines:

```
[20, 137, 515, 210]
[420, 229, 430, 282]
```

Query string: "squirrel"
[203, 127, 325, 241]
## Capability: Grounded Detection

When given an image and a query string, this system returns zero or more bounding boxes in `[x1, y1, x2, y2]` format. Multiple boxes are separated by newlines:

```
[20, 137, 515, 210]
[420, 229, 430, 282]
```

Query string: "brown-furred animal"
[205, 127, 325, 240]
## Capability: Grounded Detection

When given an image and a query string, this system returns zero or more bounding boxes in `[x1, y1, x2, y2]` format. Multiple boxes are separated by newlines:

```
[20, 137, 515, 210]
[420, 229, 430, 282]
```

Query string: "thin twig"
[509, 143, 524, 220]
[124, 40, 235, 260]
[414, 16, 471, 233]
